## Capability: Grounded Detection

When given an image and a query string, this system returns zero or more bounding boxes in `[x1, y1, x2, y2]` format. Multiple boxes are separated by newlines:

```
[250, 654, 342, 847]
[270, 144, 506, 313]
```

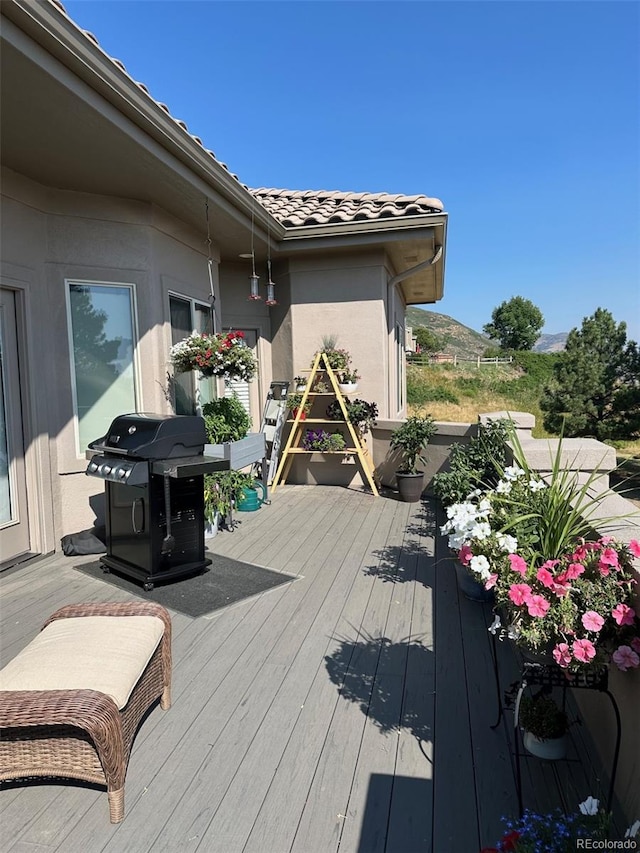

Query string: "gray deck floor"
[0, 486, 610, 852]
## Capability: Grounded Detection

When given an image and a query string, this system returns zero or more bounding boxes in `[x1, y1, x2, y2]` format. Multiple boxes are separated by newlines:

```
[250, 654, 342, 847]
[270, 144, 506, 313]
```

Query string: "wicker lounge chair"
[0, 601, 172, 823]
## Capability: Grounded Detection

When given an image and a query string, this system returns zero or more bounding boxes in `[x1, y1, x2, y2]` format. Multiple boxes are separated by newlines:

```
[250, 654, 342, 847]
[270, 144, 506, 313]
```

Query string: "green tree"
[414, 327, 442, 353]
[540, 308, 640, 440]
[483, 296, 544, 351]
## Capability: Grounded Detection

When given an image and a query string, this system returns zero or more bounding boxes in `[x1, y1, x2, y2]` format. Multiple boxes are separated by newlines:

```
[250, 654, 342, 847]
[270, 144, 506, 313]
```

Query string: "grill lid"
[88, 413, 206, 460]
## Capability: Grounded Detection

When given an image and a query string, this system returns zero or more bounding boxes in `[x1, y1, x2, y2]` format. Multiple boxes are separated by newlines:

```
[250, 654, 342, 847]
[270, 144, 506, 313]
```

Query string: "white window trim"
[65, 279, 141, 458]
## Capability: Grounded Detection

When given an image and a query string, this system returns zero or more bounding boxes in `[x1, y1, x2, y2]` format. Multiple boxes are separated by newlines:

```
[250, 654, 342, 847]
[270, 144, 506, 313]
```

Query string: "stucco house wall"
[1, 166, 223, 542]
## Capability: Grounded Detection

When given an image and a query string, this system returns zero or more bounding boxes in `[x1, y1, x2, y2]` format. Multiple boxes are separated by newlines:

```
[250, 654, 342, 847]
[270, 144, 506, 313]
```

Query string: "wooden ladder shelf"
[271, 352, 379, 496]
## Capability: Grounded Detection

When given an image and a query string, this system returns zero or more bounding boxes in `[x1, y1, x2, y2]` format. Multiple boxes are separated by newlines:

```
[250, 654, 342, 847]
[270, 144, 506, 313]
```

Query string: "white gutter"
[389, 244, 443, 286]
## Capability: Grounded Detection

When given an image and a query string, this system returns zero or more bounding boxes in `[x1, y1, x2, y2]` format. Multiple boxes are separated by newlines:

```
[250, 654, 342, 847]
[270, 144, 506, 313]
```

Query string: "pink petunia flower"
[527, 594, 550, 617]
[536, 567, 555, 589]
[553, 642, 572, 668]
[459, 544, 473, 566]
[508, 554, 527, 576]
[571, 544, 589, 562]
[612, 603, 636, 626]
[572, 638, 597, 663]
[541, 559, 559, 571]
[565, 562, 585, 581]
[599, 547, 620, 570]
[508, 583, 532, 606]
[581, 611, 605, 633]
[628, 540, 640, 558]
[612, 645, 640, 672]
[485, 573, 498, 590]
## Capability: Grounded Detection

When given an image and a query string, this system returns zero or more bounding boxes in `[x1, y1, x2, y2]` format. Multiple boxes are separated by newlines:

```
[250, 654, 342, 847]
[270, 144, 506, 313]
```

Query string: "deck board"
[1, 485, 613, 852]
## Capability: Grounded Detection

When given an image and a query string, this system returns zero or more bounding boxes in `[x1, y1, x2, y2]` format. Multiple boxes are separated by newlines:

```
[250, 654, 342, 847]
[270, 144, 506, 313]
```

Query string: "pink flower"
[553, 642, 572, 668]
[526, 594, 550, 617]
[571, 544, 589, 561]
[565, 562, 585, 581]
[459, 544, 473, 566]
[536, 567, 555, 589]
[572, 638, 597, 663]
[599, 547, 619, 572]
[541, 559, 559, 571]
[485, 573, 498, 590]
[508, 583, 532, 606]
[631, 637, 640, 654]
[612, 645, 640, 672]
[612, 603, 636, 626]
[581, 611, 605, 633]
[628, 540, 640, 558]
[508, 554, 527, 576]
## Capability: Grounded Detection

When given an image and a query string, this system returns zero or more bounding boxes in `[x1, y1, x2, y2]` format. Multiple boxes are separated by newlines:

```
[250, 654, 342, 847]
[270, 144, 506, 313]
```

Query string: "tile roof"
[50, 0, 445, 229]
[250, 188, 444, 227]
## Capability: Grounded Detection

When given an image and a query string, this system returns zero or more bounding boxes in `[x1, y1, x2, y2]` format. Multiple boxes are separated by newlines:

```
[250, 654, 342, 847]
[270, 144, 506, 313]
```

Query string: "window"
[67, 281, 138, 454]
[169, 295, 215, 414]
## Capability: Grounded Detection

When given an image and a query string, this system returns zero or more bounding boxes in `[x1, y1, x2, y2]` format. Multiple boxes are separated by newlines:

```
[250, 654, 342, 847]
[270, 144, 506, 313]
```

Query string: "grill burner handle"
[161, 473, 175, 554]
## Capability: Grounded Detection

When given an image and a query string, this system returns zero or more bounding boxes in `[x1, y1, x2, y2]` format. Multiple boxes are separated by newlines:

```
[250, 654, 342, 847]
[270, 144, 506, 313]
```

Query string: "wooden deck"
[0, 486, 612, 852]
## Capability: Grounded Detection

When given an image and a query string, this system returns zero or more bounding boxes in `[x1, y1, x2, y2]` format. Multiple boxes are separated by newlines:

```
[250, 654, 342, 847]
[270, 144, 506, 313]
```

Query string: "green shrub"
[202, 394, 251, 444]
[432, 419, 510, 506]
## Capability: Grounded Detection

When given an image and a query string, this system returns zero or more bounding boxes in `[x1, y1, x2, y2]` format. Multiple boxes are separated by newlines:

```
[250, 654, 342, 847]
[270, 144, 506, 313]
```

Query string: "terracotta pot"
[292, 409, 307, 420]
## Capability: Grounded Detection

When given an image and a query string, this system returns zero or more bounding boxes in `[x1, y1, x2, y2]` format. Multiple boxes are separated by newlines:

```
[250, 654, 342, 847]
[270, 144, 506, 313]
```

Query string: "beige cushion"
[0, 615, 165, 710]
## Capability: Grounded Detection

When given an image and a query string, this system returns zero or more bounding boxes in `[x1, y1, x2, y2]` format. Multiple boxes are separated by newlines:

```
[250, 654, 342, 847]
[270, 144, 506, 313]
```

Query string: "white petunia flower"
[488, 614, 502, 635]
[529, 478, 546, 492]
[469, 554, 491, 579]
[579, 796, 599, 816]
[497, 533, 518, 553]
[471, 522, 492, 541]
[496, 480, 512, 495]
[503, 465, 525, 481]
[625, 820, 640, 838]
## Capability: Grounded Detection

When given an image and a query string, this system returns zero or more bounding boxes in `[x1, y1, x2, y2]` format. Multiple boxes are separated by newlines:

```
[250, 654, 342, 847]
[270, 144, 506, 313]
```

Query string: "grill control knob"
[100, 464, 112, 476]
[116, 467, 127, 479]
[88, 461, 99, 473]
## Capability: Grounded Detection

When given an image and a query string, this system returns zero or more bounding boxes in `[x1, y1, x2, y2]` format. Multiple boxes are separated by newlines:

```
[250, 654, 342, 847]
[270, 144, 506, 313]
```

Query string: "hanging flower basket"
[170, 331, 257, 382]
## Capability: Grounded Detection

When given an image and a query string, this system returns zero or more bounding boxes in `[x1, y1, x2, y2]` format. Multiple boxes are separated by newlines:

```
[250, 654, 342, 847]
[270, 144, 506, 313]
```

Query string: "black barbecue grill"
[86, 413, 229, 590]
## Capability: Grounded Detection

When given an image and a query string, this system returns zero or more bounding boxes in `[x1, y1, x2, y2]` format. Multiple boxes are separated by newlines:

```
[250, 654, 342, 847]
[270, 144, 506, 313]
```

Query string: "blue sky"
[64, 0, 639, 342]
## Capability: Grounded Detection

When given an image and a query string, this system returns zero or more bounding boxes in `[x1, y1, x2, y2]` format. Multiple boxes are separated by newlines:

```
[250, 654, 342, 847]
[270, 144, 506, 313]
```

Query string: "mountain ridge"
[405, 306, 567, 355]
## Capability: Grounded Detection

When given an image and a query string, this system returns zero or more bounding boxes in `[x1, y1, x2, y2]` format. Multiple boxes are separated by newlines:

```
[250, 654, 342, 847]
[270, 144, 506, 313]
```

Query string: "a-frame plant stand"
[271, 352, 379, 496]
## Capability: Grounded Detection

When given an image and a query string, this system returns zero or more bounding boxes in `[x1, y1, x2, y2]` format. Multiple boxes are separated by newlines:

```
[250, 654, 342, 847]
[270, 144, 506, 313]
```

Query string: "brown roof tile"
[249, 188, 444, 227]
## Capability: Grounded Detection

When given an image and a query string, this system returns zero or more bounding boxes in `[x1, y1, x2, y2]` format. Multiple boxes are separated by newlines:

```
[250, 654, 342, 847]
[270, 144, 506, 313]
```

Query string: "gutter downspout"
[389, 245, 443, 287]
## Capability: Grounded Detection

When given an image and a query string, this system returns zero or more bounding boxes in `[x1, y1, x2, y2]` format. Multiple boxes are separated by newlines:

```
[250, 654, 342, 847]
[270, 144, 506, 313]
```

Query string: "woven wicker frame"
[0, 602, 172, 823]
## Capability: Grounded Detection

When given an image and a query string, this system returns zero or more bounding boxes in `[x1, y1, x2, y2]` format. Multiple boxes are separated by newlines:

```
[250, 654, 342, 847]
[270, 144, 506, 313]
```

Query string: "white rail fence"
[407, 353, 513, 367]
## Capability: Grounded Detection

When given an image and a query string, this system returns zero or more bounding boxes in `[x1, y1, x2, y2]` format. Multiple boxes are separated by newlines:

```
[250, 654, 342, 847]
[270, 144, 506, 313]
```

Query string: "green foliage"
[326, 398, 378, 435]
[203, 470, 254, 523]
[202, 394, 251, 445]
[414, 326, 442, 353]
[390, 413, 437, 474]
[453, 376, 482, 397]
[540, 308, 640, 440]
[483, 296, 544, 351]
[518, 693, 568, 740]
[511, 351, 560, 386]
[432, 419, 511, 506]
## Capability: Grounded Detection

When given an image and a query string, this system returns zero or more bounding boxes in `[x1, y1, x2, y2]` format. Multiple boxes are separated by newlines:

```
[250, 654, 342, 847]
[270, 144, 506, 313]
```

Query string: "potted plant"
[286, 393, 312, 420]
[293, 376, 307, 392]
[337, 368, 360, 394]
[202, 394, 251, 444]
[389, 412, 437, 502]
[518, 692, 569, 760]
[326, 398, 378, 438]
[441, 428, 640, 671]
[203, 470, 254, 534]
[301, 429, 346, 452]
[170, 330, 257, 381]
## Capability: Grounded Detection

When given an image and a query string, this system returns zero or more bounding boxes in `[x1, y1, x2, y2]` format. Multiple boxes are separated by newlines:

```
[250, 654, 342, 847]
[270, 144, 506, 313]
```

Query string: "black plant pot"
[395, 472, 425, 503]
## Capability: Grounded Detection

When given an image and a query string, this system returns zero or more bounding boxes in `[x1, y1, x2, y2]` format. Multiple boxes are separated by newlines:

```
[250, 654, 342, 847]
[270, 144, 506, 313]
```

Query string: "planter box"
[204, 433, 266, 470]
